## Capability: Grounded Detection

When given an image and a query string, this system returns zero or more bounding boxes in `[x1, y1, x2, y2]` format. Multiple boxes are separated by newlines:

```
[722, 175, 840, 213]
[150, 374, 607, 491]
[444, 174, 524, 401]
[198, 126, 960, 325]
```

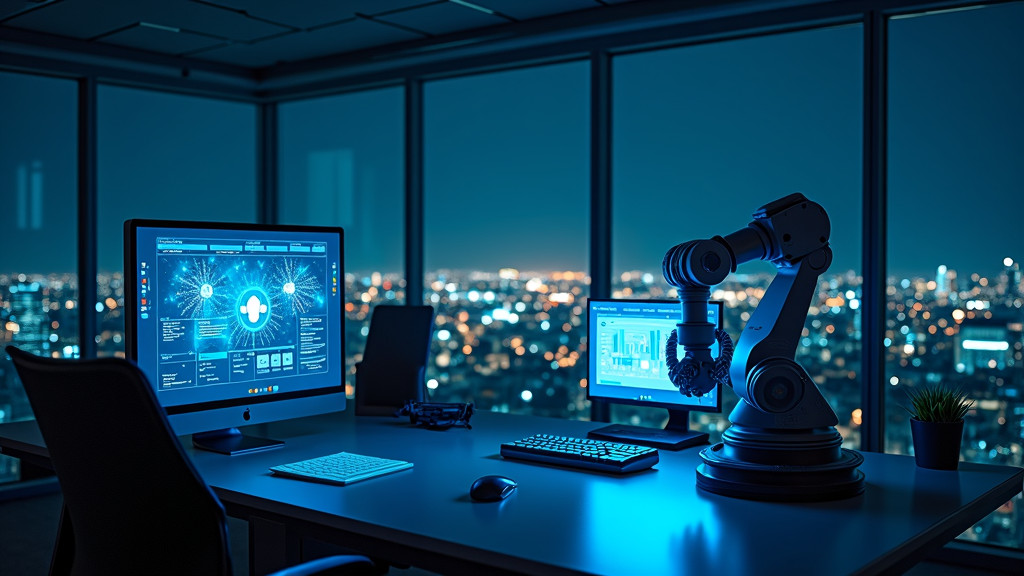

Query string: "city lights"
[963, 340, 1011, 351]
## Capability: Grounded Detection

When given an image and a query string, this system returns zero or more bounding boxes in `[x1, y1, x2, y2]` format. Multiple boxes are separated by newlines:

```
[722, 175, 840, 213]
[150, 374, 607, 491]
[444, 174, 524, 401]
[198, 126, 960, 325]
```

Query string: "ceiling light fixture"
[449, 0, 495, 16]
[139, 22, 180, 33]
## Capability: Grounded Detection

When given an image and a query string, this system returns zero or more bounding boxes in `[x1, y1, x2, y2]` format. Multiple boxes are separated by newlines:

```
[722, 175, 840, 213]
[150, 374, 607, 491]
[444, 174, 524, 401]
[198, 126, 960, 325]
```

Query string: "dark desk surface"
[2, 411, 1022, 576]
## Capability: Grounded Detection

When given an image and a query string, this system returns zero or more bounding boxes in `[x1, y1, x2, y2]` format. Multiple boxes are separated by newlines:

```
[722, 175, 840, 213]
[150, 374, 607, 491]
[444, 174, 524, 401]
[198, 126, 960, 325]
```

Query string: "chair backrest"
[6, 345, 231, 576]
[355, 305, 435, 416]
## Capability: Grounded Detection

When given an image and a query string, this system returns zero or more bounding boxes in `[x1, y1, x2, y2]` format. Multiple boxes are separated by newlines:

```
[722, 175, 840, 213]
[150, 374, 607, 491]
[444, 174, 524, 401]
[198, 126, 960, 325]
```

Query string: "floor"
[0, 489, 438, 576]
[0, 490, 1008, 575]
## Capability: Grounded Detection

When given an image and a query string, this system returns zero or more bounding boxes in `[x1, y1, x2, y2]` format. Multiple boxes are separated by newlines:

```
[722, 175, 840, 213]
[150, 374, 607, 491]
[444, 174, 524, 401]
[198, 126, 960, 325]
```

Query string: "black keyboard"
[500, 433, 659, 474]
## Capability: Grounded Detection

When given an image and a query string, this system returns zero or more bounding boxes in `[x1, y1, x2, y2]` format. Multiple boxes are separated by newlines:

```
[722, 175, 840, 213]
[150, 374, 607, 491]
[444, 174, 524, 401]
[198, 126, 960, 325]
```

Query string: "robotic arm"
[660, 193, 863, 500]
[662, 193, 838, 429]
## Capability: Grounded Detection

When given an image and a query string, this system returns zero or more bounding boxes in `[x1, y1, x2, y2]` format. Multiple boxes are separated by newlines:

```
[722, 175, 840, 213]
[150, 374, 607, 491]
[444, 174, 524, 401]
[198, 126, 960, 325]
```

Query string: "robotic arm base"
[697, 363, 861, 500]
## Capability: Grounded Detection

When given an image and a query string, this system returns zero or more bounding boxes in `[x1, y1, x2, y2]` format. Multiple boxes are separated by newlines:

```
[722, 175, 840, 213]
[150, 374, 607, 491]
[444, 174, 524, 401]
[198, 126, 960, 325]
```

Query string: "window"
[0, 71, 78, 482]
[96, 86, 257, 357]
[278, 87, 405, 394]
[612, 26, 863, 443]
[886, 3, 1024, 549]
[424, 62, 590, 417]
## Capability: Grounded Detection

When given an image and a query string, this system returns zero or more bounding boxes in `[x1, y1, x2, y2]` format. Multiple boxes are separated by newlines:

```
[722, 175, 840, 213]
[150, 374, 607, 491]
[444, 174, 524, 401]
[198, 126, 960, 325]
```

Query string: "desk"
[2, 411, 1021, 576]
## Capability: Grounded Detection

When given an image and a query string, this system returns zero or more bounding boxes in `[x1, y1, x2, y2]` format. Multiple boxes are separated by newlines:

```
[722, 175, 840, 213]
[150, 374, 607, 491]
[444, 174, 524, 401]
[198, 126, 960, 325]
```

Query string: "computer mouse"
[470, 475, 517, 502]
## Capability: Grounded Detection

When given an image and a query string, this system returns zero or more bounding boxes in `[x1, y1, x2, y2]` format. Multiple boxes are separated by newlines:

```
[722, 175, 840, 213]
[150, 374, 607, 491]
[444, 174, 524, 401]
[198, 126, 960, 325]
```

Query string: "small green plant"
[905, 384, 975, 423]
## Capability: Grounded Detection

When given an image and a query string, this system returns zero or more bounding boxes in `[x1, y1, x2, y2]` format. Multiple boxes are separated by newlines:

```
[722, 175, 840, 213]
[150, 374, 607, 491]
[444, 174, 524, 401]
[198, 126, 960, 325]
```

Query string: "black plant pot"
[910, 418, 964, 470]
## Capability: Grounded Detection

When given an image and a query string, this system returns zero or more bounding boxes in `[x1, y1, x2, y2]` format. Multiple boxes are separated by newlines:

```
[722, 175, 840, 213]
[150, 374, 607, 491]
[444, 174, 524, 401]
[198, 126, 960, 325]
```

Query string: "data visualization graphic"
[175, 258, 230, 320]
[274, 257, 322, 316]
[594, 318, 672, 390]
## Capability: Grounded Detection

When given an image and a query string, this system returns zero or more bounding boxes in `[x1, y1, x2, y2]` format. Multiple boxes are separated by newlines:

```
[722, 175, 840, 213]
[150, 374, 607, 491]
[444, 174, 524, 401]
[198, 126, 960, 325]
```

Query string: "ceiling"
[0, 0, 639, 71]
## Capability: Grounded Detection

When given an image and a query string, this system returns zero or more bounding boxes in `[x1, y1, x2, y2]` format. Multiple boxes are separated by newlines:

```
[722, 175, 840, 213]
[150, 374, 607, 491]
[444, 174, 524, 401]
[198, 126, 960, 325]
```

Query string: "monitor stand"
[192, 428, 283, 455]
[587, 409, 709, 451]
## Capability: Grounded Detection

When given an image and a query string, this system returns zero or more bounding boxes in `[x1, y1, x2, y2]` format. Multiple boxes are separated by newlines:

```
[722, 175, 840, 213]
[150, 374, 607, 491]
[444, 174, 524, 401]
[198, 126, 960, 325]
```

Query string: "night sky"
[1, 4, 1021, 281]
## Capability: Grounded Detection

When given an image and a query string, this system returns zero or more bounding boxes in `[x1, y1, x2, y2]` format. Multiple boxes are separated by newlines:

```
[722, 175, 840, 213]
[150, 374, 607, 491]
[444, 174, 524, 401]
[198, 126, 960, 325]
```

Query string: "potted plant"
[905, 384, 975, 470]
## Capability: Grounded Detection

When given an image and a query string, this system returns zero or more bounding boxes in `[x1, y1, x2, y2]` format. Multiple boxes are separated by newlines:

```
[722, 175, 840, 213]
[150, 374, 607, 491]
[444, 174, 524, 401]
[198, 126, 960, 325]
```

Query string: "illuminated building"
[956, 320, 1019, 376]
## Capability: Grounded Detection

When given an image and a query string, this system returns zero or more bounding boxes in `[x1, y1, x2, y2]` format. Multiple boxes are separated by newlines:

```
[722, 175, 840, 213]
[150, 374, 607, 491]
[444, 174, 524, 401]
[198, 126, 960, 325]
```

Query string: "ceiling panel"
[374, 2, 510, 36]
[98, 23, 227, 56]
[473, 0, 602, 21]
[1, 0, 640, 70]
[5, 0, 138, 39]
[201, 0, 431, 30]
[190, 18, 425, 69]
[0, 0, 56, 21]
[5, 0, 289, 42]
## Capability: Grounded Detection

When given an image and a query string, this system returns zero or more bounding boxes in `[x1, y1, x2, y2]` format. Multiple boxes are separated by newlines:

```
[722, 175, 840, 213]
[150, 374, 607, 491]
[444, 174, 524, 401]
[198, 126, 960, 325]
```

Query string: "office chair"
[5, 345, 374, 576]
[355, 305, 435, 416]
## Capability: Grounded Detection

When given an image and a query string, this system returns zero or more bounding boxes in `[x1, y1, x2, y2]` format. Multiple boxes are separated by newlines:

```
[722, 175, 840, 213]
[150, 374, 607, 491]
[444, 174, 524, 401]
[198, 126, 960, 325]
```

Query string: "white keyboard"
[270, 451, 413, 485]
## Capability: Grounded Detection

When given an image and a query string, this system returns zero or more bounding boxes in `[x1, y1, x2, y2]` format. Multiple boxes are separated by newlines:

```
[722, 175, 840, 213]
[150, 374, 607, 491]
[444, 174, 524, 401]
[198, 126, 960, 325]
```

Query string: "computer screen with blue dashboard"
[124, 220, 346, 454]
[587, 298, 724, 449]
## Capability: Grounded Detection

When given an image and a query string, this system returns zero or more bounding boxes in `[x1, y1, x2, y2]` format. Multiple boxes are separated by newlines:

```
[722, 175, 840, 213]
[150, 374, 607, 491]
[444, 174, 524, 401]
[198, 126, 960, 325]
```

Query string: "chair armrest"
[268, 554, 376, 576]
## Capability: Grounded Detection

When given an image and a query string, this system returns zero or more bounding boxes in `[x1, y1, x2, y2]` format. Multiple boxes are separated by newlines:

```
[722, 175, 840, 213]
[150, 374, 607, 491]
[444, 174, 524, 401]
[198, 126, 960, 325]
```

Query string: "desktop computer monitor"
[124, 220, 346, 455]
[587, 298, 724, 450]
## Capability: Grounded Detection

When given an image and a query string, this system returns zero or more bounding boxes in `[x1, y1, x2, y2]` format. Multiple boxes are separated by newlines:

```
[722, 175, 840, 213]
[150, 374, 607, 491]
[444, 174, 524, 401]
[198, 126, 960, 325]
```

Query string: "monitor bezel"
[586, 298, 725, 414]
[123, 219, 346, 427]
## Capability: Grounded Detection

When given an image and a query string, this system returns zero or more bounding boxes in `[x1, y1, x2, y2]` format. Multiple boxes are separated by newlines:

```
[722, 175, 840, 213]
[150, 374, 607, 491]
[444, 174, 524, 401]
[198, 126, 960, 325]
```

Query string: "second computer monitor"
[587, 298, 724, 450]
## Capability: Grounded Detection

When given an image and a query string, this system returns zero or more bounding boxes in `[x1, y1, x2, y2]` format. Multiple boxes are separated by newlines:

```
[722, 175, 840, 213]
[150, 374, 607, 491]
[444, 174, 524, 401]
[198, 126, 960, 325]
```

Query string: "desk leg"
[249, 516, 302, 576]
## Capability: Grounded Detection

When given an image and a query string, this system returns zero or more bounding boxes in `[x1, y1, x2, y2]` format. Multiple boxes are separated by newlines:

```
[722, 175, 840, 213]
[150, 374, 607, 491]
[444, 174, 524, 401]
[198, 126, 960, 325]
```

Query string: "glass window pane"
[886, 2, 1024, 550]
[0, 71, 78, 482]
[613, 26, 863, 443]
[278, 87, 405, 395]
[97, 86, 257, 357]
[424, 62, 590, 417]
